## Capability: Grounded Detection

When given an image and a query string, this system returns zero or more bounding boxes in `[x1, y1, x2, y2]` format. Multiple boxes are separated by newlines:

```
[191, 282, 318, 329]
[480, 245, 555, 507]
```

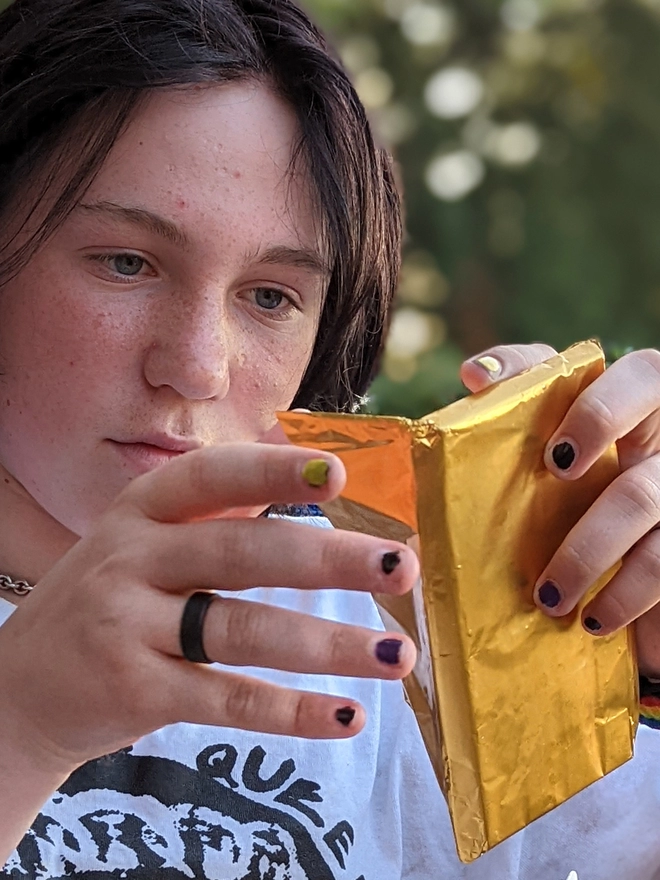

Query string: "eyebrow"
[78, 201, 190, 249]
[78, 201, 329, 276]
[249, 244, 330, 277]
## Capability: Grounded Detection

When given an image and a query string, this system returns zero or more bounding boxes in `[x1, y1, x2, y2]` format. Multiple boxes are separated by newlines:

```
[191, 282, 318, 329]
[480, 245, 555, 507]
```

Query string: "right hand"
[0, 442, 419, 774]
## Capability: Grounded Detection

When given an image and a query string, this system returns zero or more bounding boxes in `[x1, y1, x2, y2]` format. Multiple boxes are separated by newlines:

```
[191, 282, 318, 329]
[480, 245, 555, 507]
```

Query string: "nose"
[142, 292, 231, 400]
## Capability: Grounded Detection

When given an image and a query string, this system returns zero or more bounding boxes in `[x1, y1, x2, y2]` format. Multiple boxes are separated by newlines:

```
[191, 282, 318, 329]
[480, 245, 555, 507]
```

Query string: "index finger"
[543, 349, 660, 480]
[119, 443, 345, 523]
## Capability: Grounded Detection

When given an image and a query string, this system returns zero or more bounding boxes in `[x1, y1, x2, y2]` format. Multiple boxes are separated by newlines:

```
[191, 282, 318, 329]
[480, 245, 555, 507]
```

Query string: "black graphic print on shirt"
[3, 744, 367, 880]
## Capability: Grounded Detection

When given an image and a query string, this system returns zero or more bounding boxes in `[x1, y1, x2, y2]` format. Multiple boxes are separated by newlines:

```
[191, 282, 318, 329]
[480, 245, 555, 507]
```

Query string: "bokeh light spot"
[354, 67, 394, 109]
[400, 2, 456, 46]
[425, 66, 484, 119]
[425, 150, 485, 200]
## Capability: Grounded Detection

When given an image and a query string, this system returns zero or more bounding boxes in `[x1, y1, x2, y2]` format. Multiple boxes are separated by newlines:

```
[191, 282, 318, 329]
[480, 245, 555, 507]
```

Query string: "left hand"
[461, 343, 660, 676]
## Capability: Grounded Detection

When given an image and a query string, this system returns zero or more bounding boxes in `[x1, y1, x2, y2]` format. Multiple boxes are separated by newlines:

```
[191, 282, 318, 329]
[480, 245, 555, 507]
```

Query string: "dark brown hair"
[0, 0, 401, 411]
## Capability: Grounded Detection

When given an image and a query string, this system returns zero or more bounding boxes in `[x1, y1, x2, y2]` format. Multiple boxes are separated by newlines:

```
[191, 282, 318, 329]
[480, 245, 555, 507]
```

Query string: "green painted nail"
[302, 459, 329, 487]
[475, 355, 501, 376]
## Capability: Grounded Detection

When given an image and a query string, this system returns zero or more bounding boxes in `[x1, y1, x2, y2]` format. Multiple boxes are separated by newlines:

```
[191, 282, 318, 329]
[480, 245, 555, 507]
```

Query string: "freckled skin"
[0, 83, 326, 536]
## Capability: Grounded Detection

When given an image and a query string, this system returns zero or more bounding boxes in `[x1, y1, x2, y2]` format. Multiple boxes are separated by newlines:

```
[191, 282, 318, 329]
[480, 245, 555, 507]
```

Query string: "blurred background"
[303, 0, 660, 417]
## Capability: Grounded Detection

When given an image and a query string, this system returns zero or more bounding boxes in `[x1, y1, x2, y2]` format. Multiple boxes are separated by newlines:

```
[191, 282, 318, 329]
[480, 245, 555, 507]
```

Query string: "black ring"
[180, 591, 216, 664]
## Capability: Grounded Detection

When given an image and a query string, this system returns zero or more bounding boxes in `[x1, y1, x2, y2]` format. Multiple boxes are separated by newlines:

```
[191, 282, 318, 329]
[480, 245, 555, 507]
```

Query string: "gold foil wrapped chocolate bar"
[278, 341, 638, 863]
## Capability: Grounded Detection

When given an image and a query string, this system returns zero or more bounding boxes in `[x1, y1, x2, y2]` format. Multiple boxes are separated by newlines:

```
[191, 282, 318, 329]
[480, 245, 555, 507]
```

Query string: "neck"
[0, 464, 78, 602]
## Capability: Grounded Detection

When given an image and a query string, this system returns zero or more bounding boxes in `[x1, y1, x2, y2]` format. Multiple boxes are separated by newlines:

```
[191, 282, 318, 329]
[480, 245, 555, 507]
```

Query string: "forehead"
[82, 81, 321, 253]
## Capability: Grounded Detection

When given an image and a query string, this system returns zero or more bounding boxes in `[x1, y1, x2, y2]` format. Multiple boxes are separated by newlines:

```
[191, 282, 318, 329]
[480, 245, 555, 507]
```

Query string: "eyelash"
[85, 252, 300, 318]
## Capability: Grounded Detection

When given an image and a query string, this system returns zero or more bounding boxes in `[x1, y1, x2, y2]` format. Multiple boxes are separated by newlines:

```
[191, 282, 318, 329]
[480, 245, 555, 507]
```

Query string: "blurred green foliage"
[303, 0, 660, 416]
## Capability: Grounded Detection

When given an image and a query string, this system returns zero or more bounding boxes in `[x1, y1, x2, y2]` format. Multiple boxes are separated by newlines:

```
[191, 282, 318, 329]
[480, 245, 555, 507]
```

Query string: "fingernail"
[552, 441, 576, 471]
[335, 706, 355, 727]
[583, 616, 602, 634]
[537, 580, 562, 608]
[474, 355, 501, 376]
[381, 551, 401, 575]
[376, 638, 402, 665]
[302, 459, 329, 487]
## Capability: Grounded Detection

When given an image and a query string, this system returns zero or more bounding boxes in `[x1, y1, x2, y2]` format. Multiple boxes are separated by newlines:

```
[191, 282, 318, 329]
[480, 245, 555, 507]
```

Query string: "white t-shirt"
[2, 514, 660, 880]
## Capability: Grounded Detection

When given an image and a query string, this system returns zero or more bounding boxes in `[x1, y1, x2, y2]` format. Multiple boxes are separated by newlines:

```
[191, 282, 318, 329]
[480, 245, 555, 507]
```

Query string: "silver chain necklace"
[0, 573, 34, 596]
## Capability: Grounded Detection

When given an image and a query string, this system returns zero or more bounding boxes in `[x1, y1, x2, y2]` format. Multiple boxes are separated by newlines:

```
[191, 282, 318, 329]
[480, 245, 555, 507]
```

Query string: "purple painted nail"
[552, 441, 576, 471]
[376, 638, 402, 665]
[537, 580, 561, 608]
[381, 551, 401, 575]
[584, 616, 602, 633]
[335, 706, 356, 727]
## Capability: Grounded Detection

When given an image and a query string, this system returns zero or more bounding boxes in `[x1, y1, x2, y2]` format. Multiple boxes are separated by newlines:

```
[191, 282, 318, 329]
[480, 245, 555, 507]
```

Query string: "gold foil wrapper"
[278, 341, 638, 862]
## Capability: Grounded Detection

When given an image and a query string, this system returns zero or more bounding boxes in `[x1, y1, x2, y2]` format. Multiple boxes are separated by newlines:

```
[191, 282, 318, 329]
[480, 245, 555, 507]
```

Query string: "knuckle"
[259, 447, 290, 496]
[214, 531, 243, 577]
[325, 624, 352, 670]
[493, 343, 556, 372]
[527, 342, 558, 362]
[630, 348, 660, 381]
[186, 449, 213, 496]
[595, 588, 631, 630]
[291, 693, 313, 738]
[632, 540, 660, 586]
[317, 534, 340, 578]
[617, 472, 660, 522]
[222, 677, 263, 725]
[575, 393, 617, 441]
[561, 540, 599, 586]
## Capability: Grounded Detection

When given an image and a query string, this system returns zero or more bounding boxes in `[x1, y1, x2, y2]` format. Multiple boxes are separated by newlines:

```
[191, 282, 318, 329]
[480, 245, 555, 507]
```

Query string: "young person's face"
[0, 82, 328, 535]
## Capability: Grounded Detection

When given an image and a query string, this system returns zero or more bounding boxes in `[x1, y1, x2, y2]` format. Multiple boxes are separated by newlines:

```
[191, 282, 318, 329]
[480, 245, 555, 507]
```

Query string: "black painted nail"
[376, 638, 402, 665]
[552, 441, 576, 471]
[335, 706, 355, 727]
[381, 551, 401, 575]
[584, 616, 603, 633]
[537, 580, 561, 608]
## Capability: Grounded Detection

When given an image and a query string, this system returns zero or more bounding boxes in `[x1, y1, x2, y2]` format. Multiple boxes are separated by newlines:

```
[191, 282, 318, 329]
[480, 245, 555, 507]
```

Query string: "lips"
[109, 435, 202, 475]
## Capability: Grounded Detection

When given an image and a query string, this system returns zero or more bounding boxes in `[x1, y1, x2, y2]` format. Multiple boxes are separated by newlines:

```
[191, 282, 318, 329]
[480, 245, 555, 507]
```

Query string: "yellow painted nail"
[302, 459, 329, 487]
[474, 355, 501, 375]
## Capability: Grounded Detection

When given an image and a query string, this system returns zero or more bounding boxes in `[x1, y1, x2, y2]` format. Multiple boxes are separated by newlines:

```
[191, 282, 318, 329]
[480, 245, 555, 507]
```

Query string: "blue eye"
[255, 288, 285, 310]
[112, 254, 144, 276]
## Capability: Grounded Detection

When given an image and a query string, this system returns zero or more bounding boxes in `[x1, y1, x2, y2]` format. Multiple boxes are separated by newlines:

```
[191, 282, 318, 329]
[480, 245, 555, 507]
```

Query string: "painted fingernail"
[376, 638, 403, 665]
[552, 441, 576, 471]
[335, 706, 356, 726]
[474, 356, 501, 376]
[537, 580, 562, 608]
[583, 616, 602, 634]
[381, 551, 401, 575]
[302, 459, 329, 487]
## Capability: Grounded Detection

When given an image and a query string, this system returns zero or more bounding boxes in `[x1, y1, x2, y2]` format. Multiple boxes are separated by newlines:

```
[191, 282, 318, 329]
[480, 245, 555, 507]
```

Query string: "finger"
[543, 349, 660, 480]
[119, 443, 345, 523]
[460, 343, 557, 393]
[533, 455, 660, 616]
[580, 530, 660, 636]
[171, 665, 366, 739]
[153, 592, 416, 679]
[140, 518, 419, 595]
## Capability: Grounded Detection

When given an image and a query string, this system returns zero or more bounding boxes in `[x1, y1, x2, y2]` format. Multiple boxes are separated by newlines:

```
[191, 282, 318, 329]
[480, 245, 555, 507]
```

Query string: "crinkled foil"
[278, 341, 638, 863]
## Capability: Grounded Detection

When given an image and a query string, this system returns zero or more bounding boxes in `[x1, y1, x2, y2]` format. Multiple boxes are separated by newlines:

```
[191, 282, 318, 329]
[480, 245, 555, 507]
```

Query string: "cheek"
[0, 277, 138, 421]
[241, 323, 316, 404]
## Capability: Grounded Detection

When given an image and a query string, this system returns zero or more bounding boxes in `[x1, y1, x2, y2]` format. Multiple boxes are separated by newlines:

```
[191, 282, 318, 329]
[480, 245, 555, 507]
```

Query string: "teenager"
[1, 0, 660, 877]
